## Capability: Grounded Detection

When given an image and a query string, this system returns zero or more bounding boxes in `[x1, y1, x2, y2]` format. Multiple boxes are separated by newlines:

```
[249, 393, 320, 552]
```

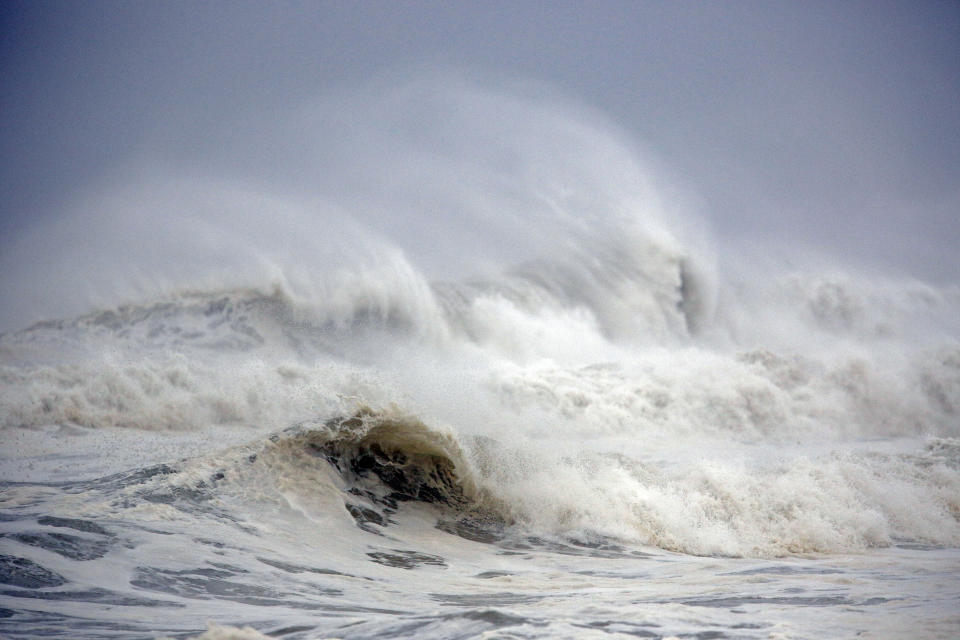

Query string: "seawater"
[1, 79, 958, 639]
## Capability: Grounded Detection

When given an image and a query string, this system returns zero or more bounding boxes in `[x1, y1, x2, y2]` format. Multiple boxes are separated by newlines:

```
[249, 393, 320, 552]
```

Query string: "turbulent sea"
[1, 81, 959, 639]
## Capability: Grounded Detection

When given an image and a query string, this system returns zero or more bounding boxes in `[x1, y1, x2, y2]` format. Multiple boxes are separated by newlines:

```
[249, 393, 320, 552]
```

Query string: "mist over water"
[1, 77, 712, 336]
[2, 76, 959, 638]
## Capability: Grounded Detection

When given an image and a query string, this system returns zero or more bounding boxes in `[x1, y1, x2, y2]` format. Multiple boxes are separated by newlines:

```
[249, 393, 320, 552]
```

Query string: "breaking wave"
[1, 76, 958, 561]
[54, 404, 956, 558]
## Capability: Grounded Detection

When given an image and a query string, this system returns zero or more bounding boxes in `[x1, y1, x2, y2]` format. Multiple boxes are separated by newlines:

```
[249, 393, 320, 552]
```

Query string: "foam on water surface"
[1, 78, 958, 639]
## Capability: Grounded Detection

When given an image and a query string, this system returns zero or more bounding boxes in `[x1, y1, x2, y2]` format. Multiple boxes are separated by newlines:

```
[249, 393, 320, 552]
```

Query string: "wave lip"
[304, 408, 481, 508]
[270, 408, 514, 528]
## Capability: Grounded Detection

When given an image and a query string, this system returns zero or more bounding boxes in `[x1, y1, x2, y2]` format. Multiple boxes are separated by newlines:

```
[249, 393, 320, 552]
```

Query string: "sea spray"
[2, 77, 958, 639]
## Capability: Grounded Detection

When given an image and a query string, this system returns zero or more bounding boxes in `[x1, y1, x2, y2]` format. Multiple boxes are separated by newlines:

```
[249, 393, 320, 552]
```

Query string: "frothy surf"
[1, 77, 958, 639]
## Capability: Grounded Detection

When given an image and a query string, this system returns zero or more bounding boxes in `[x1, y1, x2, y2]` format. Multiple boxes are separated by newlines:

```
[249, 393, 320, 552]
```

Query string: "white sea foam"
[1, 76, 958, 578]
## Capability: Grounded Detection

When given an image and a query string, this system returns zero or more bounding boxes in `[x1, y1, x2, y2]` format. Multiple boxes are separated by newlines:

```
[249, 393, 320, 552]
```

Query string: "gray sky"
[2, 0, 958, 284]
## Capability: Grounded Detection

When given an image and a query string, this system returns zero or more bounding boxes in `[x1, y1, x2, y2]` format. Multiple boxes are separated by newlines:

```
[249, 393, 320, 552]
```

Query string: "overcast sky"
[2, 0, 958, 284]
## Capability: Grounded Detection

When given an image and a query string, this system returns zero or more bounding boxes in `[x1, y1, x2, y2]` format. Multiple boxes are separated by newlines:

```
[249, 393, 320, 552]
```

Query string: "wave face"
[2, 78, 959, 639]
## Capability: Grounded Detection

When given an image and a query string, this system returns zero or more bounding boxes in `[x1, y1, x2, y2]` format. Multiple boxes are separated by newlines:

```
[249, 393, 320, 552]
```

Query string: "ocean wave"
[1, 77, 957, 564]
[89, 407, 956, 558]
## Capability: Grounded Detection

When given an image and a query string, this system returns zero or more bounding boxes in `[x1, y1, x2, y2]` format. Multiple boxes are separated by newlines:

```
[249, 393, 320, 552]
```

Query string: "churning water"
[1, 79, 958, 639]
